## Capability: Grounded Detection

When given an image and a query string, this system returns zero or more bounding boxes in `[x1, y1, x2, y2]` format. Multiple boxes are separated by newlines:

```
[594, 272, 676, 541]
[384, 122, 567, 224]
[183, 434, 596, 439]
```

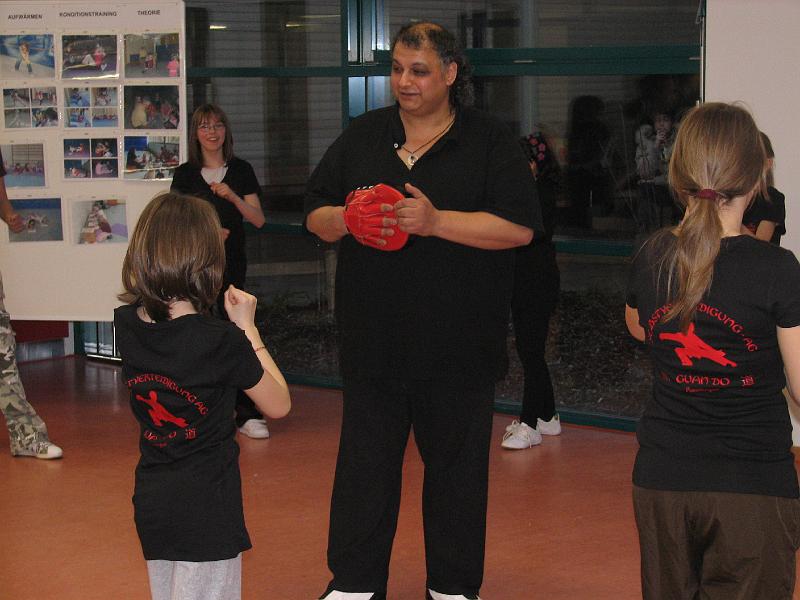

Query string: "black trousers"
[512, 242, 559, 425]
[326, 375, 495, 596]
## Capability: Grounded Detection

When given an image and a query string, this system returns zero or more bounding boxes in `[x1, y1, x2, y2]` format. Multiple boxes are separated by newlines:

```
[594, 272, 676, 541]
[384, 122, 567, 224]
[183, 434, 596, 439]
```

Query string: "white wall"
[705, 0, 800, 441]
[705, 0, 800, 253]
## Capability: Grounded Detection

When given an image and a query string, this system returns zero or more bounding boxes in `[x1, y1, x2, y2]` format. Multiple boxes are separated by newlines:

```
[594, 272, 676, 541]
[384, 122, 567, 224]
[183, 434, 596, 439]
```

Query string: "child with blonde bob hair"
[115, 191, 290, 600]
[625, 102, 800, 599]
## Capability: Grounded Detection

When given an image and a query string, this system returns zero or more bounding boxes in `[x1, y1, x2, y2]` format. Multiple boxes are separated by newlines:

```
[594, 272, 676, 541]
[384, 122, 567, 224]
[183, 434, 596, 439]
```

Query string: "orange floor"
[0, 357, 796, 599]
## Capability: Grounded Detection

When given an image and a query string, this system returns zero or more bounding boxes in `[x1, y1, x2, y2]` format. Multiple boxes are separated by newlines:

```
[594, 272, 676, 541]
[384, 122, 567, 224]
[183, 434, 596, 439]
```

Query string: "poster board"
[0, 0, 186, 321]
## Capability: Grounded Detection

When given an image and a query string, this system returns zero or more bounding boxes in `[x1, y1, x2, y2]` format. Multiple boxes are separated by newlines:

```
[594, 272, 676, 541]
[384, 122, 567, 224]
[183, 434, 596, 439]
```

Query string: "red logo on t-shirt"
[136, 390, 188, 428]
[659, 323, 737, 368]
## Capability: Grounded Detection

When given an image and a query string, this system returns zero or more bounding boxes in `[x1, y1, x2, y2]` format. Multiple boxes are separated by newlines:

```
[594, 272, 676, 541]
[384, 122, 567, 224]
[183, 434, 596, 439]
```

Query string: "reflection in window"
[187, 77, 342, 213]
[185, 0, 342, 68]
[364, 72, 699, 239]
[479, 74, 699, 239]
[380, 0, 699, 49]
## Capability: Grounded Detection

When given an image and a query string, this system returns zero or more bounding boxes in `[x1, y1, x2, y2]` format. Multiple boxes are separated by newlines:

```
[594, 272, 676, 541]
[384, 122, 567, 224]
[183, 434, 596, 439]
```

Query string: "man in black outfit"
[305, 22, 541, 600]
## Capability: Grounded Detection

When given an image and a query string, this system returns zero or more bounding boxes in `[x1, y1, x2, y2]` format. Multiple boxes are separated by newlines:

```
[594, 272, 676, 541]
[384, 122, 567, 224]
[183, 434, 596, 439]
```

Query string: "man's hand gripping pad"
[344, 183, 409, 251]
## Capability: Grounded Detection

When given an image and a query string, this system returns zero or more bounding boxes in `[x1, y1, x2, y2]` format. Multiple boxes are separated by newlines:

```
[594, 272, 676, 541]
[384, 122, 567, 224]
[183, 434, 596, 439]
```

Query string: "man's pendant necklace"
[401, 115, 455, 166]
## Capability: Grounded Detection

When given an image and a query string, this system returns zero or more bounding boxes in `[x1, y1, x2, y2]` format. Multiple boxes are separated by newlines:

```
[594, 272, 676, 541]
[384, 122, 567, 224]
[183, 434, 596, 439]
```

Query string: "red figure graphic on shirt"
[659, 323, 737, 367]
[136, 391, 188, 428]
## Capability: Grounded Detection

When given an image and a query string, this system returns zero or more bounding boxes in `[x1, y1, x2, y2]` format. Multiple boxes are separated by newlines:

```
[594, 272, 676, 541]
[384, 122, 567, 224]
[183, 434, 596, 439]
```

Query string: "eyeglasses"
[198, 123, 225, 132]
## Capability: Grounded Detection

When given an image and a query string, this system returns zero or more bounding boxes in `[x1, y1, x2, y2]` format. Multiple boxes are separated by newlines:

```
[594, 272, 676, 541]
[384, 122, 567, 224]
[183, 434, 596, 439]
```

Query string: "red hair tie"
[696, 188, 718, 200]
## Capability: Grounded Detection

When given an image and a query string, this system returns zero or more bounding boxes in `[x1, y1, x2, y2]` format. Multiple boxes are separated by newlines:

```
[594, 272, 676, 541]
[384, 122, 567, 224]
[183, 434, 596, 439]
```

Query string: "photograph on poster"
[32, 107, 58, 128]
[3, 87, 59, 129]
[124, 135, 179, 180]
[92, 107, 118, 128]
[31, 87, 57, 107]
[92, 158, 118, 179]
[124, 33, 180, 79]
[8, 198, 63, 243]
[1, 143, 46, 188]
[123, 85, 179, 129]
[4, 108, 31, 129]
[65, 159, 90, 179]
[64, 139, 90, 159]
[67, 108, 92, 128]
[92, 86, 117, 107]
[92, 138, 117, 158]
[64, 137, 119, 180]
[65, 87, 91, 108]
[3, 88, 30, 108]
[91, 87, 119, 126]
[73, 199, 127, 244]
[0, 35, 56, 80]
[62, 34, 118, 79]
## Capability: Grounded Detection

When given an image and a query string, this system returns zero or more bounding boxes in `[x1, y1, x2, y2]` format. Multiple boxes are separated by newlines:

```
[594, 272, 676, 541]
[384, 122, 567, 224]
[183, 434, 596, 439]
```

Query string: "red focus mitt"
[343, 183, 409, 251]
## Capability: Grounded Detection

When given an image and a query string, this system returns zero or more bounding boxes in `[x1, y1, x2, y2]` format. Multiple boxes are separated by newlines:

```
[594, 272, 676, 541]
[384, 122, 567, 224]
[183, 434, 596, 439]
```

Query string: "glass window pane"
[245, 232, 339, 381]
[476, 74, 699, 239]
[185, 0, 342, 67]
[97, 321, 115, 356]
[186, 77, 344, 384]
[80, 322, 99, 355]
[365, 73, 699, 239]
[379, 0, 699, 49]
[498, 257, 648, 418]
[187, 76, 343, 214]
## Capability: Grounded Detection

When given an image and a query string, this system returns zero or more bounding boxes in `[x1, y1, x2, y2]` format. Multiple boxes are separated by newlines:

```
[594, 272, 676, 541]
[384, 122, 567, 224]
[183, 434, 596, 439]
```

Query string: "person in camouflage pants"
[0, 150, 62, 459]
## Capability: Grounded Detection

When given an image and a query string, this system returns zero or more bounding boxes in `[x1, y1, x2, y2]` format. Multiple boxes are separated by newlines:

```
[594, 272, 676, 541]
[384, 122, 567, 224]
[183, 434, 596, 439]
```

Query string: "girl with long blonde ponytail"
[654, 102, 767, 331]
[625, 102, 800, 599]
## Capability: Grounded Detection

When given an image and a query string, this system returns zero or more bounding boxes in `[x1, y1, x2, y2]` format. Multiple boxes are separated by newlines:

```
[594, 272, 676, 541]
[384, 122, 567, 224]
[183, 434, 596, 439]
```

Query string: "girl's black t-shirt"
[114, 304, 263, 561]
[627, 234, 800, 498]
[171, 156, 260, 269]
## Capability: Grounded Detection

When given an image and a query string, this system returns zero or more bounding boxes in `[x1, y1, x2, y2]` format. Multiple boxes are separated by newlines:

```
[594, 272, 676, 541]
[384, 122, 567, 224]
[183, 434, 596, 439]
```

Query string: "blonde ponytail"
[656, 103, 766, 331]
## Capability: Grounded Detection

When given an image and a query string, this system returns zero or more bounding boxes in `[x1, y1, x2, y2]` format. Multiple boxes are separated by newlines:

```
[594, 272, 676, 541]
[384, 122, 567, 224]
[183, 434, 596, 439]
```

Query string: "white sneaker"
[319, 592, 377, 600]
[537, 414, 562, 436]
[36, 442, 63, 459]
[13, 440, 63, 459]
[427, 590, 482, 600]
[501, 420, 541, 449]
[238, 418, 270, 439]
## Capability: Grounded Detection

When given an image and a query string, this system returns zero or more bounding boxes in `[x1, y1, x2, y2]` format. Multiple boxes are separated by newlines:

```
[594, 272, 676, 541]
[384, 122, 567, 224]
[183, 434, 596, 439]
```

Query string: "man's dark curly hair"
[391, 22, 474, 108]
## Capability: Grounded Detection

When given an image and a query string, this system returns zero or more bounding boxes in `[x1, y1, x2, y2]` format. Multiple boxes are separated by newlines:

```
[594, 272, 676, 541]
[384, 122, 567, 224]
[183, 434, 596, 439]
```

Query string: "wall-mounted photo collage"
[2, 31, 181, 135]
[64, 85, 119, 128]
[63, 136, 119, 180]
[3, 86, 58, 128]
[5, 196, 130, 246]
[1, 18, 184, 251]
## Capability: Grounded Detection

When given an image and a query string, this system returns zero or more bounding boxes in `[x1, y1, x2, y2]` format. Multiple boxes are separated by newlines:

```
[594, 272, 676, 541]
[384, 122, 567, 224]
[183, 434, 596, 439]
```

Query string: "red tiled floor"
[1, 357, 797, 599]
